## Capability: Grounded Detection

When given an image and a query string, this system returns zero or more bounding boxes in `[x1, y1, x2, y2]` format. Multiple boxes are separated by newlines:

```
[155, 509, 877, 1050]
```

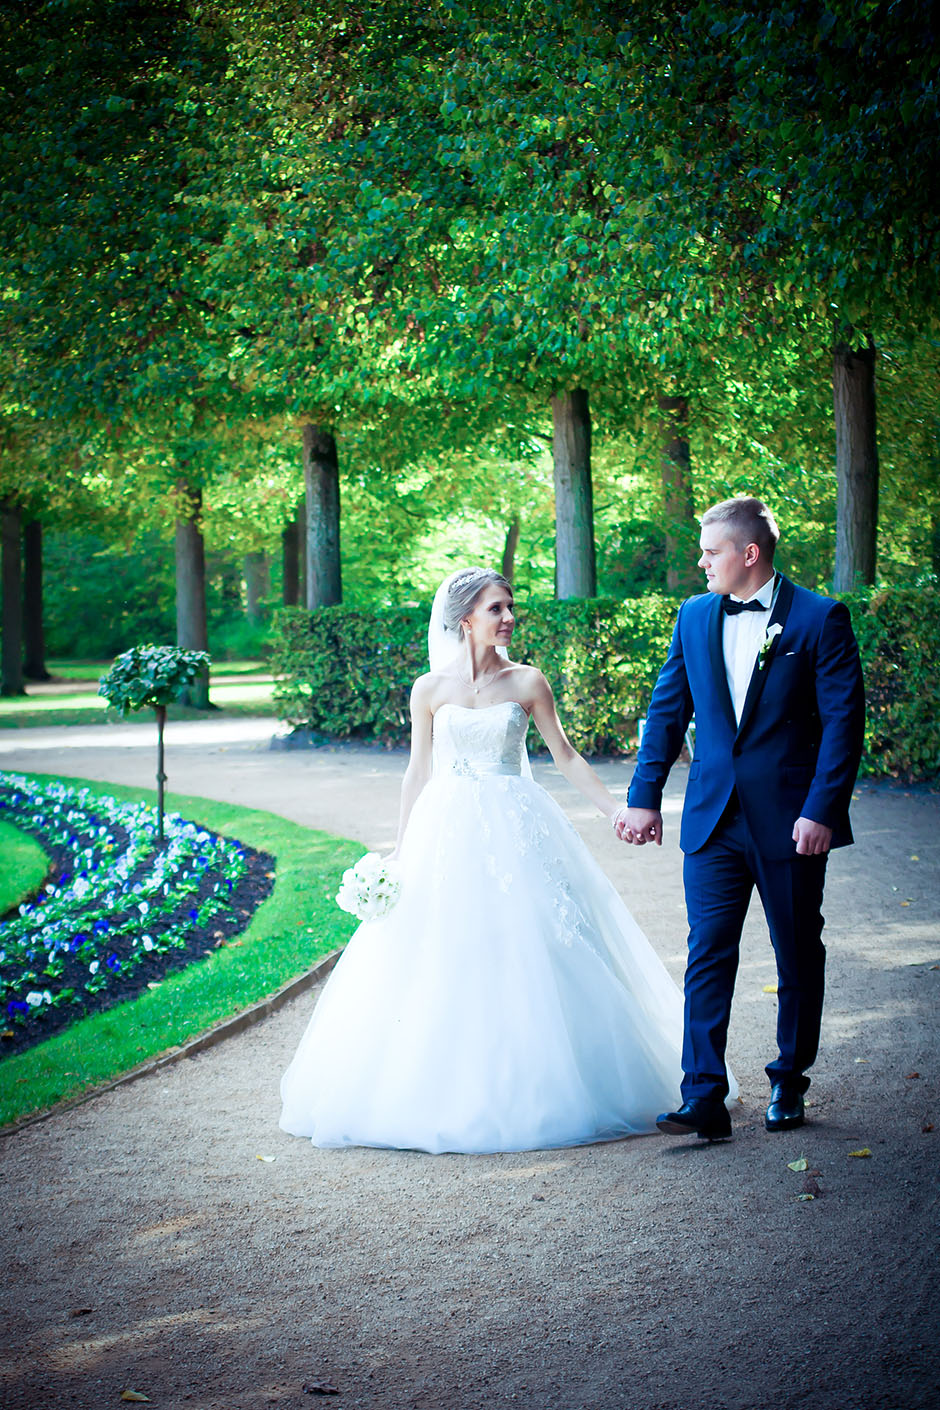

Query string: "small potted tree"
[99, 644, 211, 840]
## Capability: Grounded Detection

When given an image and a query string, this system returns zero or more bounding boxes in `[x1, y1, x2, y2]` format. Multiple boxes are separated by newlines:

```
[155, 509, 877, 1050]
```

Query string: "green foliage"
[273, 587, 940, 780]
[98, 645, 212, 717]
[272, 606, 429, 743]
[272, 596, 679, 754]
[43, 530, 177, 659]
[845, 586, 940, 781]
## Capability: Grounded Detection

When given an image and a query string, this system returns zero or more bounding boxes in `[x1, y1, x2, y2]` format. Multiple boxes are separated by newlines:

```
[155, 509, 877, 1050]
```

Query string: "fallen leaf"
[854, 1057, 869, 1064]
[787, 1156, 808, 1172]
[922, 1123, 934, 1133]
[303, 1384, 340, 1396]
[910, 855, 919, 861]
[848, 1148, 872, 1158]
[901, 900, 911, 907]
[256, 1155, 276, 1163]
[796, 1192, 815, 1201]
[146, 982, 161, 990]
[120, 1393, 150, 1403]
[930, 965, 939, 971]
[905, 1072, 921, 1080]
[1, 1029, 14, 1040]
[762, 983, 778, 994]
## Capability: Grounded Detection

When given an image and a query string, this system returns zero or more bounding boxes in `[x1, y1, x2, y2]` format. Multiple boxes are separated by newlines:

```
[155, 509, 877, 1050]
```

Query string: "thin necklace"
[456, 662, 503, 695]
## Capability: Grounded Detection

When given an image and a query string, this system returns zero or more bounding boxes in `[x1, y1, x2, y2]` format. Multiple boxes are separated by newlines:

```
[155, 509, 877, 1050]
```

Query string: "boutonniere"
[758, 622, 783, 670]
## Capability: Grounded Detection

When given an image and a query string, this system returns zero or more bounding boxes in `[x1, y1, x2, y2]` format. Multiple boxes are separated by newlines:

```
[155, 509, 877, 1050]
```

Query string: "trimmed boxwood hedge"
[272, 587, 940, 781]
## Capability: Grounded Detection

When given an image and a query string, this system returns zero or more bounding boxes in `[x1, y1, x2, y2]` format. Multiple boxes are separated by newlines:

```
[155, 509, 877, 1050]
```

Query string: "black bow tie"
[722, 596, 768, 615]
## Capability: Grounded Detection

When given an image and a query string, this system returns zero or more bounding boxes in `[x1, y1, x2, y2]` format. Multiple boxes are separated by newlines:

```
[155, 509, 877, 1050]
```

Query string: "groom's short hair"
[701, 497, 780, 560]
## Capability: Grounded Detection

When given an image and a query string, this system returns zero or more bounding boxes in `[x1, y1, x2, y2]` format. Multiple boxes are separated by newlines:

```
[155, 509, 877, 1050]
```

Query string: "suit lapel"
[736, 575, 795, 738]
[707, 592, 738, 734]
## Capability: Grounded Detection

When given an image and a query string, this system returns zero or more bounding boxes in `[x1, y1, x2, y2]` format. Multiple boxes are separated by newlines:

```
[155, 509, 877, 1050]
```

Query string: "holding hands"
[612, 806, 663, 847]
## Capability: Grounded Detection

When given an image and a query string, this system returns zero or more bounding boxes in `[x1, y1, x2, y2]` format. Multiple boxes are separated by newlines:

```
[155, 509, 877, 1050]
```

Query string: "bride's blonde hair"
[444, 568, 512, 639]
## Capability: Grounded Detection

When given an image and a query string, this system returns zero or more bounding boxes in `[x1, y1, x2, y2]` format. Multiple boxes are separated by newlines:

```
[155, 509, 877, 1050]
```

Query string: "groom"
[616, 497, 865, 1139]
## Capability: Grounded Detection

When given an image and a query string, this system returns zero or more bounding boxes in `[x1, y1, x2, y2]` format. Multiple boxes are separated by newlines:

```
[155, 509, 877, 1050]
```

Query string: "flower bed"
[0, 773, 275, 1058]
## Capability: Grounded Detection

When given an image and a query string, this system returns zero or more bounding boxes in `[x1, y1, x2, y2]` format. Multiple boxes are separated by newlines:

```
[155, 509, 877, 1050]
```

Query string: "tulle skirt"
[280, 771, 694, 1153]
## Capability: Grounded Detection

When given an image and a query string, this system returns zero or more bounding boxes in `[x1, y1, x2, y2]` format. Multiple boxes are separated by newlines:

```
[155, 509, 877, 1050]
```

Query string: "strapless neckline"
[434, 700, 529, 719]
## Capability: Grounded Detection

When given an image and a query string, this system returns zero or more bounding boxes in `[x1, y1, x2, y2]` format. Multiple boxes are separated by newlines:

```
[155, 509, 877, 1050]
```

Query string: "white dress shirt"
[723, 573, 778, 725]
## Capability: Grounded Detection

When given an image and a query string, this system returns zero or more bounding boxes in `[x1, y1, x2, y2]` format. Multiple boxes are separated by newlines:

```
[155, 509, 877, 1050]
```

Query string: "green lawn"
[0, 661, 277, 730]
[0, 772, 363, 1129]
[0, 818, 50, 913]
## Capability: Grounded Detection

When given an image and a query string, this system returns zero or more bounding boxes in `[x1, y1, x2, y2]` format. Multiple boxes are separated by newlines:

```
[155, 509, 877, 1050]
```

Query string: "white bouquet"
[335, 852, 402, 922]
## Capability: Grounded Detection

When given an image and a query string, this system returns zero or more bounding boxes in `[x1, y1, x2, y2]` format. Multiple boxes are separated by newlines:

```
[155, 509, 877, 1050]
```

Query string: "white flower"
[758, 622, 784, 670]
[142, 935, 155, 951]
[88, 960, 100, 974]
[25, 990, 50, 1007]
[336, 853, 401, 922]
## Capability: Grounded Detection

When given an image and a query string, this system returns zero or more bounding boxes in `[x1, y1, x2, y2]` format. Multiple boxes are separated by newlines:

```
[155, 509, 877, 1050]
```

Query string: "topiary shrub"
[98, 644, 212, 837]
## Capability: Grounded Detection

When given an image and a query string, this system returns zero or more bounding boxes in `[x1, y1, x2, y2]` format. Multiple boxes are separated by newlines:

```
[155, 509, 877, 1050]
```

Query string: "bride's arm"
[527, 671, 620, 821]
[389, 676, 435, 857]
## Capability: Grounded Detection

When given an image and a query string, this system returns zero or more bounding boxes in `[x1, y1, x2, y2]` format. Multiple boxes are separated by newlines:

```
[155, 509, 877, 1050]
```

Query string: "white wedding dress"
[279, 700, 690, 1154]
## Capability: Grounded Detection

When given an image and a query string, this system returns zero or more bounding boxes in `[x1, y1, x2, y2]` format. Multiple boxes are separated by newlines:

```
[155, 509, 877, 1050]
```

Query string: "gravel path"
[1, 720, 938, 1410]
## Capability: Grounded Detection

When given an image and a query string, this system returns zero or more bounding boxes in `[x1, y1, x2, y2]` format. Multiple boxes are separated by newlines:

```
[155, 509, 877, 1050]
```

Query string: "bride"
[280, 567, 701, 1154]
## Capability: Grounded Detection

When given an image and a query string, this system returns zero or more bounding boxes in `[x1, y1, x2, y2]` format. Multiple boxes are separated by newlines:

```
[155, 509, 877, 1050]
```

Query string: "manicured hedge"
[271, 596, 678, 756]
[272, 587, 940, 780]
[843, 586, 940, 781]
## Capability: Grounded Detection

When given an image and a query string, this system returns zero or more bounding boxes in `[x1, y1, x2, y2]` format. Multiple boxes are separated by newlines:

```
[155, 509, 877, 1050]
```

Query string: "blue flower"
[7, 1000, 29, 1015]
[93, 919, 109, 934]
[106, 954, 121, 972]
[188, 908, 199, 921]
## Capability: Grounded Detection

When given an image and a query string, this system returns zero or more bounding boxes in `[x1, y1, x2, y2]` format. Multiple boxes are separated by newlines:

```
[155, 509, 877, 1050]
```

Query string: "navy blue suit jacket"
[627, 577, 865, 859]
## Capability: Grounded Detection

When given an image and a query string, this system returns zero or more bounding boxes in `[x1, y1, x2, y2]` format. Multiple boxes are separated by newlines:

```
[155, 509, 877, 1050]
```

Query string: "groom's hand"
[613, 807, 663, 846]
[792, 816, 833, 855]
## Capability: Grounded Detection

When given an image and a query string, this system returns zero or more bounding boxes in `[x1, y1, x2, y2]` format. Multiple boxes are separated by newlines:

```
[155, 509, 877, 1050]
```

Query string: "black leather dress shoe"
[765, 1083, 805, 1131]
[656, 1099, 732, 1141]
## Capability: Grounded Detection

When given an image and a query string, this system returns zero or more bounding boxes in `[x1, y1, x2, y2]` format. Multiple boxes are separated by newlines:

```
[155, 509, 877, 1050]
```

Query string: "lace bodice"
[432, 701, 529, 778]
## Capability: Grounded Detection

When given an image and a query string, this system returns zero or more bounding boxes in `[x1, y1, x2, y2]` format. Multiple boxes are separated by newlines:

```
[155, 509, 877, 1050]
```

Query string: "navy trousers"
[680, 805, 828, 1103]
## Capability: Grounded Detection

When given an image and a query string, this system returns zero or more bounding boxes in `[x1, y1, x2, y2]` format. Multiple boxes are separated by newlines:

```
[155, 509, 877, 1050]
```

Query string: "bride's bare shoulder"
[411, 669, 454, 705]
[505, 661, 550, 700]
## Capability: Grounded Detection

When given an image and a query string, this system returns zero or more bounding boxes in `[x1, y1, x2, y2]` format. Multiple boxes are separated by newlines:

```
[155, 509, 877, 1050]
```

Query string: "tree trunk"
[658, 394, 700, 594]
[175, 481, 210, 708]
[501, 514, 520, 583]
[833, 336, 879, 590]
[244, 551, 270, 624]
[550, 389, 596, 598]
[282, 512, 300, 607]
[1, 502, 24, 696]
[296, 498, 306, 606]
[303, 425, 341, 608]
[23, 518, 49, 680]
